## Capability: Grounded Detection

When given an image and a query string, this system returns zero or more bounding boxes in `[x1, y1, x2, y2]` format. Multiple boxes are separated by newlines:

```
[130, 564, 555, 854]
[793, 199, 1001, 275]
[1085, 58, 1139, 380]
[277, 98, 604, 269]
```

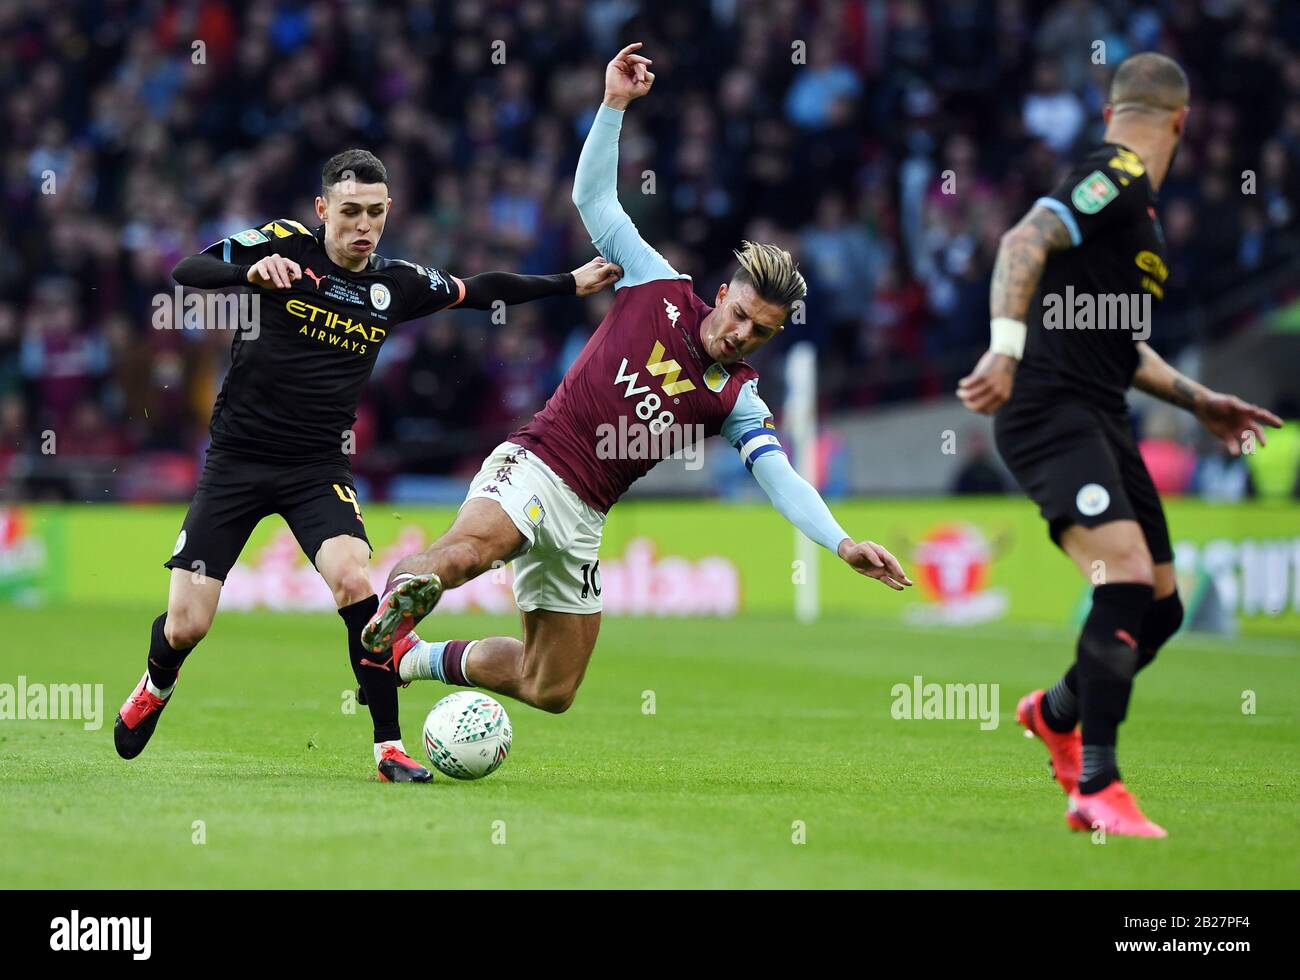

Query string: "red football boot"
[1067, 780, 1168, 838]
[1017, 689, 1082, 796]
[114, 671, 174, 760]
[377, 743, 433, 783]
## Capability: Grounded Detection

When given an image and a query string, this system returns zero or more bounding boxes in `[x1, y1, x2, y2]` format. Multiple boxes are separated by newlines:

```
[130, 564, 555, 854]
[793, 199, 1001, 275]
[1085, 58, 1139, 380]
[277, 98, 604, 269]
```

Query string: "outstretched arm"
[572, 43, 686, 289]
[1131, 341, 1205, 411]
[957, 203, 1074, 414]
[1133, 342, 1281, 456]
[397, 255, 621, 319]
[453, 258, 622, 310]
[750, 452, 912, 590]
[722, 380, 912, 590]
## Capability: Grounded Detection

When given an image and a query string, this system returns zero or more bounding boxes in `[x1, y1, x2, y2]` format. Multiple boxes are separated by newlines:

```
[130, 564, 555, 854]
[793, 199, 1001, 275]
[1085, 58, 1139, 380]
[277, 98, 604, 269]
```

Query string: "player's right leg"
[115, 448, 267, 760]
[114, 568, 221, 759]
[371, 440, 607, 712]
[363, 442, 545, 655]
[361, 496, 526, 655]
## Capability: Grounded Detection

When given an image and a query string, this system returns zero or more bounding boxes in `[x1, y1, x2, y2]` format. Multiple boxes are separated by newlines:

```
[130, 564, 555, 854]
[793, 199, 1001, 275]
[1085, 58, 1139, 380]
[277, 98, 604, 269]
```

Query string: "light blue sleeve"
[1033, 197, 1082, 247]
[720, 380, 849, 555]
[720, 378, 778, 451]
[572, 104, 689, 290]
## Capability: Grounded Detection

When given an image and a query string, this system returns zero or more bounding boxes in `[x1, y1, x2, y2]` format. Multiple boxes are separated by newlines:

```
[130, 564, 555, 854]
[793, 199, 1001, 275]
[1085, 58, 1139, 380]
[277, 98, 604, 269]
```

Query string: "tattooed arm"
[1131, 341, 1205, 410]
[989, 205, 1075, 320]
[1134, 342, 1282, 456]
[958, 205, 1074, 414]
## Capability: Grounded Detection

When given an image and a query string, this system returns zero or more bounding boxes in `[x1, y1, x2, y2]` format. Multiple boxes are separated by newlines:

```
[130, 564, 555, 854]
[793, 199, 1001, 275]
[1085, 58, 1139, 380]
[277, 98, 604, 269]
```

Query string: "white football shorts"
[462, 442, 606, 614]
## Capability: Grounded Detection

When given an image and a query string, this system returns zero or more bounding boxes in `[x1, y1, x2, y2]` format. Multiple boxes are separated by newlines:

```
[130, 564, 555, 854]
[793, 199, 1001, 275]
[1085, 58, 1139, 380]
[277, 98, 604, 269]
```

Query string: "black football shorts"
[164, 446, 371, 582]
[994, 391, 1173, 565]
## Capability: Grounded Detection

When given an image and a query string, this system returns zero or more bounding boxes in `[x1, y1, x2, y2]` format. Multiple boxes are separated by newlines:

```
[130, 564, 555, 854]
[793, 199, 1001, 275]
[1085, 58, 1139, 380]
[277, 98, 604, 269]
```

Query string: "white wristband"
[990, 318, 1027, 360]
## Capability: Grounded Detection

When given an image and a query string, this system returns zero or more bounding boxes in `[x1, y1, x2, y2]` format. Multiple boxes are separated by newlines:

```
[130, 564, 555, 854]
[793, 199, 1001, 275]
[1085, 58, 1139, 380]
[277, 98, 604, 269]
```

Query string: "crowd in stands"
[2, 0, 1297, 499]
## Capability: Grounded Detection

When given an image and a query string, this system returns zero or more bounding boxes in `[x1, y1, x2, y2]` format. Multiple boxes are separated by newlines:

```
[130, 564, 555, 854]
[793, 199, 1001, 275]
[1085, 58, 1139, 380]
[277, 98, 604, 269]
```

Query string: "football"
[421, 692, 513, 780]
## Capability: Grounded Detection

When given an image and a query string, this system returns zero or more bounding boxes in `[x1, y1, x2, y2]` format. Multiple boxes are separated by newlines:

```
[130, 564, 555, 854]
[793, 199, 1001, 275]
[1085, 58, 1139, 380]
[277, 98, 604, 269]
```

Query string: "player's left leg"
[1056, 520, 1166, 836]
[1037, 452, 1184, 765]
[277, 465, 430, 782]
[1042, 561, 1181, 722]
[313, 533, 429, 782]
[399, 608, 601, 713]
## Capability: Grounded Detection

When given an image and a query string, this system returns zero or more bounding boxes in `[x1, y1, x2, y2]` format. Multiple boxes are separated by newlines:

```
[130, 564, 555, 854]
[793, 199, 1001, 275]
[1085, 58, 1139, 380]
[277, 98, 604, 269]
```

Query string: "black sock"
[147, 612, 194, 690]
[1040, 671, 1078, 733]
[1137, 591, 1183, 673]
[1076, 583, 1152, 794]
[340, 595, 400, 744]
[1080, 744, 1118, 789]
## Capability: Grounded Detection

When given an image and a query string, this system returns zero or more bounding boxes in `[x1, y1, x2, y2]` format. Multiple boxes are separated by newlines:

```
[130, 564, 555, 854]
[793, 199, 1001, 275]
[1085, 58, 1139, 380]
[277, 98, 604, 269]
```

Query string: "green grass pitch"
[1, 602, 1296, 888]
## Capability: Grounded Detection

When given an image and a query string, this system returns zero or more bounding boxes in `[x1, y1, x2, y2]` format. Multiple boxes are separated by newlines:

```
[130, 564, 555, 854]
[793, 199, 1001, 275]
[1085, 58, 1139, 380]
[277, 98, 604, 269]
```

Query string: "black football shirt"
[1018, 143, 1170, 412]
[201, 218, 463, 459]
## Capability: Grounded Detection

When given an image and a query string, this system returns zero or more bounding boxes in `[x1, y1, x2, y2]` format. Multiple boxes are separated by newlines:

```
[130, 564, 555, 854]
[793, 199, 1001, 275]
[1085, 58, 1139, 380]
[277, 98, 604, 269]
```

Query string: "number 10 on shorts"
[580, 561, 602, 599]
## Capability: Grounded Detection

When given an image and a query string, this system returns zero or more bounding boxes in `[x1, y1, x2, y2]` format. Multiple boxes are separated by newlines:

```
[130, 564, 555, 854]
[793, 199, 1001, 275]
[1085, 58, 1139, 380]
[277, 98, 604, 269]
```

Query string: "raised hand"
[604, 42, 655, 110]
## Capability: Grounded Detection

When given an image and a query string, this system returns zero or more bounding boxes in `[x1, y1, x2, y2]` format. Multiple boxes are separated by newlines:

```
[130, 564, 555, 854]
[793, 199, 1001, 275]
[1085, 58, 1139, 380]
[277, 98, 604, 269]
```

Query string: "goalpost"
[784, 342, 819, 623]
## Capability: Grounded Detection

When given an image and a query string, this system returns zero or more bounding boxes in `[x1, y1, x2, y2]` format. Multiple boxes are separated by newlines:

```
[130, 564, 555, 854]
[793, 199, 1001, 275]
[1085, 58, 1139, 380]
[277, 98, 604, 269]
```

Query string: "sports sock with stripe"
[1041, 590, 1181, 734]
[400, 639, 477, 686]
[1075, 582, 1152, 794]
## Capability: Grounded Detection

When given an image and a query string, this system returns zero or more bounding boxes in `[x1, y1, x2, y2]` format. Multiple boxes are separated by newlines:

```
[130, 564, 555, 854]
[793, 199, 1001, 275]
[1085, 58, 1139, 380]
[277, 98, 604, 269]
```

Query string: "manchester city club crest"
[369, 283, 391, 311]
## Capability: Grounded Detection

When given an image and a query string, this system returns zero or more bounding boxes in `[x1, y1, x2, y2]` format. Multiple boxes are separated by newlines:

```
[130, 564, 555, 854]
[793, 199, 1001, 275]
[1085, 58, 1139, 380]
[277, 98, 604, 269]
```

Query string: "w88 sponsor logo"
[614, 352, 677, 434]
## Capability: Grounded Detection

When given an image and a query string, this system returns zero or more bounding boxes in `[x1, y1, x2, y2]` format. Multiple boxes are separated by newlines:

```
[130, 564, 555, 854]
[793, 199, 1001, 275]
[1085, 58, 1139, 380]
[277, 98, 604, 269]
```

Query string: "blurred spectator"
[1193, 448, 1251, 502]
[801, 193, 890, 352]
[784, 32, 862, 131]
[1022, 60, 1085, 154]
[952, 430, 1010, 495]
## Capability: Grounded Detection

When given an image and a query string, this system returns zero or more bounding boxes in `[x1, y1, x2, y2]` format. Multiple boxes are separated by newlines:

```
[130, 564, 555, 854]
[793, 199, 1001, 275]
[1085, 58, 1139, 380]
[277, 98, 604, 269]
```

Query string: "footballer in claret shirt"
[358, 45, 913, 724]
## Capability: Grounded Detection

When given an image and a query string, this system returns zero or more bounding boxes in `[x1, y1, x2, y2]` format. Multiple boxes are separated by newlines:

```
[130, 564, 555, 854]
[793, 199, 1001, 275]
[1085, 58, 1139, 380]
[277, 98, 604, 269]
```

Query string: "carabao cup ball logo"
[914, 523, 991, 603]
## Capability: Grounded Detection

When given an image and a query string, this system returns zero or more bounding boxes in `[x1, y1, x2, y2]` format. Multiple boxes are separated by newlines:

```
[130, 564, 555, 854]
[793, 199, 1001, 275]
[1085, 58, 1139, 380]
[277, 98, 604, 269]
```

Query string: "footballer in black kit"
[994, 141, 1174, 563]
[959, 54, 1280, 836]
[114, 149, 622, 782]
[169, 217, 472, 585]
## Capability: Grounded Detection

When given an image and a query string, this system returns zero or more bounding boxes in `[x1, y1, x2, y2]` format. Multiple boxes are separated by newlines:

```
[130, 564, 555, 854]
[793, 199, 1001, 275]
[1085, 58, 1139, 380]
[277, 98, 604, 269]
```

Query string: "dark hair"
[321, 149, 388, 195]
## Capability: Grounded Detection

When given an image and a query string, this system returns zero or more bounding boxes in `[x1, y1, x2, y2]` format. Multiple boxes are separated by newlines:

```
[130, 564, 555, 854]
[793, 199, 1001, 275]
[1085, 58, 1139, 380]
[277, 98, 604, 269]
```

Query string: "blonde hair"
[732, 240, 807, 310]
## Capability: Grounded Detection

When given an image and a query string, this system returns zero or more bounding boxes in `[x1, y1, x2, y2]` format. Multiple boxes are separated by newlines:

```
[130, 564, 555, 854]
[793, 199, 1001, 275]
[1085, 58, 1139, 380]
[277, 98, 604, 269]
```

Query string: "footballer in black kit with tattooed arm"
[958, 55, 1280, 835]
[113, 149, 622, 782]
